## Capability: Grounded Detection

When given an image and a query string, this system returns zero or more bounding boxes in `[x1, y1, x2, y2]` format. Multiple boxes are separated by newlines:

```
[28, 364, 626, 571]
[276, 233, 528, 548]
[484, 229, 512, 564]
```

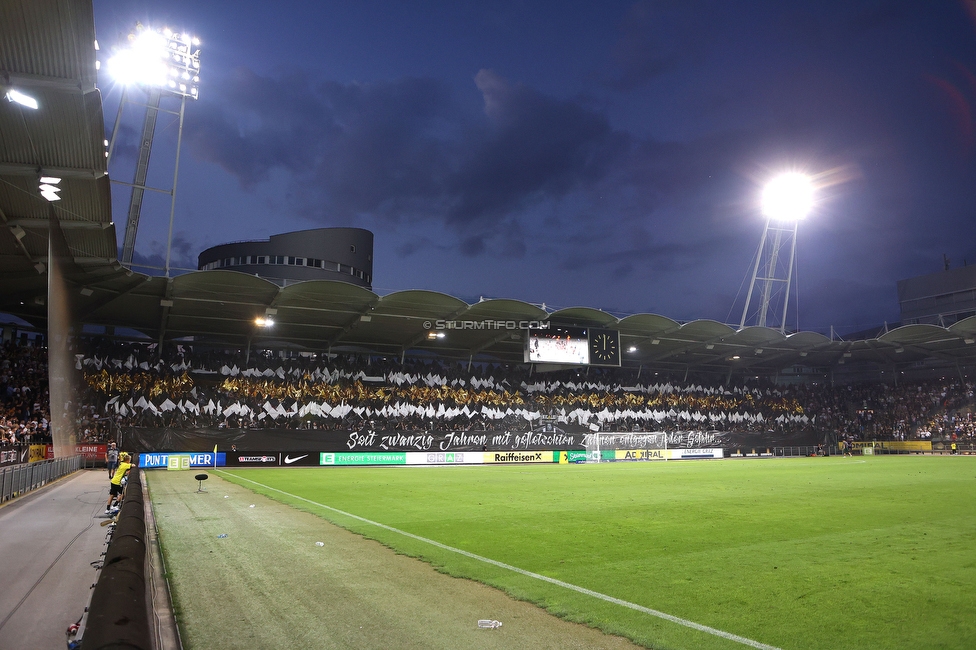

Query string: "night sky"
[93, 1, 976, 335]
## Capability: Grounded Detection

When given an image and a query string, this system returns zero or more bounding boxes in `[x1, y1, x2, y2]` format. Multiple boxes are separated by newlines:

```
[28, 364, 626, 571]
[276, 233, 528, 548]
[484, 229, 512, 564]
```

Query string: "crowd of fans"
[3, 336, 975, 445]
[77, 340, 975, 443]
[1, 341, 51, 444]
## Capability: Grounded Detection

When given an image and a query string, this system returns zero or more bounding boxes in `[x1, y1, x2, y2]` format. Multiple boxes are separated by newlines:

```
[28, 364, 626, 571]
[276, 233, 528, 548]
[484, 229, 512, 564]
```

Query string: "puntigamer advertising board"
[139, 452, 225, 468]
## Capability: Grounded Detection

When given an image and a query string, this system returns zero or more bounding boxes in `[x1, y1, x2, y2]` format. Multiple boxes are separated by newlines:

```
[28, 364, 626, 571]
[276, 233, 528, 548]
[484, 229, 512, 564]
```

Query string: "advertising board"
[482, 451, 558, 464]
[319, 452, 407, 466]
[138, 452, 225, 468]
[406, 451, 482, 465]
[668, 448, 723, 460]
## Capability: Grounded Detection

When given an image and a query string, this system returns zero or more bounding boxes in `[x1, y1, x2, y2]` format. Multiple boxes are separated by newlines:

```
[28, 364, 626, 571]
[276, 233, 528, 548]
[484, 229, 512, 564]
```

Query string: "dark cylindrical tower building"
[198, 227, 373, 289]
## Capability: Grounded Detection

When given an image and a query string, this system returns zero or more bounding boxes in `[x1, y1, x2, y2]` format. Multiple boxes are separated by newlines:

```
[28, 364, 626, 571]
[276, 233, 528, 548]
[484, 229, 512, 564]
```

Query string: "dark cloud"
[446, 70, 627, 224]
[603, 0, 682, 91]
[124, 232, 199, 274]
[187, 67, 630, 256]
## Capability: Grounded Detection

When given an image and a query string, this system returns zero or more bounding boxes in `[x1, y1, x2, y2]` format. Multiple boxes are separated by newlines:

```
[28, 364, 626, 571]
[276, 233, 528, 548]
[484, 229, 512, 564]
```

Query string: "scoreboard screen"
[524, 327, 620, 366]
[525, 326, 589, 364]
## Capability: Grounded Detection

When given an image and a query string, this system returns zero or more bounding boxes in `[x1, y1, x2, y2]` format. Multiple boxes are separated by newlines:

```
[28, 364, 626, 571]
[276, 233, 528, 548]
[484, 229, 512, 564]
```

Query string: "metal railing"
[0, 455, 82, 503]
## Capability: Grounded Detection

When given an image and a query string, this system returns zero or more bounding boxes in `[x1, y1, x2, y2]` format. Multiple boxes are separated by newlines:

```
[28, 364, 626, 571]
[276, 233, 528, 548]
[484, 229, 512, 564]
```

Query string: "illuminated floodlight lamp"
[427, 331, 445, 339]
[761, 173, 813, 221]
[106, 25, 202, 98]
[5, 89, 38, 109]
[254, 317, 274, 328]
[39, 176, 62, 202]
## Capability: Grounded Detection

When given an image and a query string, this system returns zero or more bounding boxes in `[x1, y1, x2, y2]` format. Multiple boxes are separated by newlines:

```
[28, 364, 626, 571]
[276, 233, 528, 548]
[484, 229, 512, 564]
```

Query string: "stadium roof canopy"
[0, 0, 124, 299]
[3, 0, 976, 377]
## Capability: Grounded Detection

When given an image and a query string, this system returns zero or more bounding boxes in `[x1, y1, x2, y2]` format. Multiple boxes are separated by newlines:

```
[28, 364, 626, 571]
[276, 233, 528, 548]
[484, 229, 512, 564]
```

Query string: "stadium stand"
[1, 342, 51, 445]
[64, 339, 976, 446]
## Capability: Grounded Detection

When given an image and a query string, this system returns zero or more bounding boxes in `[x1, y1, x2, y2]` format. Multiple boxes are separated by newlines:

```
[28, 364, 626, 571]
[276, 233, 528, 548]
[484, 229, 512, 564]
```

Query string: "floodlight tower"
[739, 173, 813, 333]
[105, 25, 201, 275]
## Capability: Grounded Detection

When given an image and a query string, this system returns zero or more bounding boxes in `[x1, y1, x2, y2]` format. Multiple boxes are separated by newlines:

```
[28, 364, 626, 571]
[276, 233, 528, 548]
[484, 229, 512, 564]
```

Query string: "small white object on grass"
[315, 541, 325, 547]
[249, 504, 255, 508]
[477, 620, 502, 629]
[224, 495, 229, 499]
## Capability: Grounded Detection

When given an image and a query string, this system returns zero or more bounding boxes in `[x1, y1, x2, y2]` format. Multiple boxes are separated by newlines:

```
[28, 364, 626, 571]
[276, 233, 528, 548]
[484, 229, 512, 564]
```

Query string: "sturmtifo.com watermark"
[423, 320, 550, 330]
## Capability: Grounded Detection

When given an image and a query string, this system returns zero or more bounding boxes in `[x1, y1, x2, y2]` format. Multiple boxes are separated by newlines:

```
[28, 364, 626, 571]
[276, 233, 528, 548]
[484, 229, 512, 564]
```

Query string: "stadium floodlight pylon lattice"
[586, 432, 668, 463]
[739, 172, 813, 334]
[104, 24, 201, 276]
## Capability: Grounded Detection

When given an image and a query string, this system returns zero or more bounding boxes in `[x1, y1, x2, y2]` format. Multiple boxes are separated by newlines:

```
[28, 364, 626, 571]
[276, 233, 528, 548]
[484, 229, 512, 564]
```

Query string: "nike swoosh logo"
[284, 454, 308, 464]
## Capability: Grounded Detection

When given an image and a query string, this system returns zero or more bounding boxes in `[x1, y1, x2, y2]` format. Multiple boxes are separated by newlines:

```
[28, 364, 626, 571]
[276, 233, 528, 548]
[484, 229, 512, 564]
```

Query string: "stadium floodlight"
[39, 176, 62, 202]
[106, 25, 202, 99]
[739, 171, 814, 333]
[108, 23, 202, 275]
[5, 89, 38, 109]
[254, 317, 274, 328]
[761, 172, 813, 222]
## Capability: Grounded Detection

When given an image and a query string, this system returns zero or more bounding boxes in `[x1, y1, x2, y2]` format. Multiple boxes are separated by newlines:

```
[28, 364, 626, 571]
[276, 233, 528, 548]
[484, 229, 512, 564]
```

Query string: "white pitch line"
[218, 470, 782, 650]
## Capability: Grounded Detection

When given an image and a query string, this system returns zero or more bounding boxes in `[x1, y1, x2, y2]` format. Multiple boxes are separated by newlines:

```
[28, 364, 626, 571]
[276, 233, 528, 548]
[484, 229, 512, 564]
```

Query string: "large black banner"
[122, 426, 821, 454]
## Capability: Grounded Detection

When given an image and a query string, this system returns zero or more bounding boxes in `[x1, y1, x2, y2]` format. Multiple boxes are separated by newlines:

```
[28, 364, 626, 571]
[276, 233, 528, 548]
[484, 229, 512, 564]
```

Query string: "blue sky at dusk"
[93, 1, 976, 334]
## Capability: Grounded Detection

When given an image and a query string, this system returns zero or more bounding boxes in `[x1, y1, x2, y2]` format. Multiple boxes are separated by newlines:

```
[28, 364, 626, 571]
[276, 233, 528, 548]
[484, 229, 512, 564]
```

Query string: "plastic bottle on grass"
[477, 620, 502, 629]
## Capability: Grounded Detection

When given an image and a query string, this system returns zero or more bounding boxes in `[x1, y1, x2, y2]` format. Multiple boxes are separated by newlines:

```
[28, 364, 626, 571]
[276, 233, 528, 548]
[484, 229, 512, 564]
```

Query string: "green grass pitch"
[216, 456, 976, 650]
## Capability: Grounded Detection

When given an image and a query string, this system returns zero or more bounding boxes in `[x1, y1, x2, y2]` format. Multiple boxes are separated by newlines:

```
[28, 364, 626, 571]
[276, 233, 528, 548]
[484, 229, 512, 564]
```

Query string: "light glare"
[762, 173, 814, 221]
[5, 89, 38, 109]
[106, 25, 201, 98]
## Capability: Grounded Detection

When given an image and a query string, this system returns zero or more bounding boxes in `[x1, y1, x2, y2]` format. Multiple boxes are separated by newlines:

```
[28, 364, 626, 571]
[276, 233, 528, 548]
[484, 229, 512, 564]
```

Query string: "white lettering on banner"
[140, 452, 219, 467]
[141, 453, 169, 467]
[491, 432, 512, 446]
[346, 431, 377, 450]
[379, 433, 433, 451]
[439, 432, 488, 450]
[514, 432, 575, 449]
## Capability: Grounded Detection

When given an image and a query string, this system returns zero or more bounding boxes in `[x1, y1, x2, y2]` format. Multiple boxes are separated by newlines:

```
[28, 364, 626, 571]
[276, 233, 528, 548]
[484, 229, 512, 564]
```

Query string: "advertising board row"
[0, 443, 108, 467]
[140, 448, 725, 468]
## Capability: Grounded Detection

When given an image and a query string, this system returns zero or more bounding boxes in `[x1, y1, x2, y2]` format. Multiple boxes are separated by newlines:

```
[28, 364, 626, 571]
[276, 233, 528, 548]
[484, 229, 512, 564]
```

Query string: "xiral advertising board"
[28, 444, 48, 463]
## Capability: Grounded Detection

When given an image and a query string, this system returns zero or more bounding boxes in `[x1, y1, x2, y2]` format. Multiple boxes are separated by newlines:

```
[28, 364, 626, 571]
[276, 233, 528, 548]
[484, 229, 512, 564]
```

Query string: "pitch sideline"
[217, 470, 782, 650]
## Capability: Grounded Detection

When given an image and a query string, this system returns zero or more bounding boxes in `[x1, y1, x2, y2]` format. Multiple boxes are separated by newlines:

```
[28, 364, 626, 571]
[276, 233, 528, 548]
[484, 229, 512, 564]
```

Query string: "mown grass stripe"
[218, 469, 782, 650]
